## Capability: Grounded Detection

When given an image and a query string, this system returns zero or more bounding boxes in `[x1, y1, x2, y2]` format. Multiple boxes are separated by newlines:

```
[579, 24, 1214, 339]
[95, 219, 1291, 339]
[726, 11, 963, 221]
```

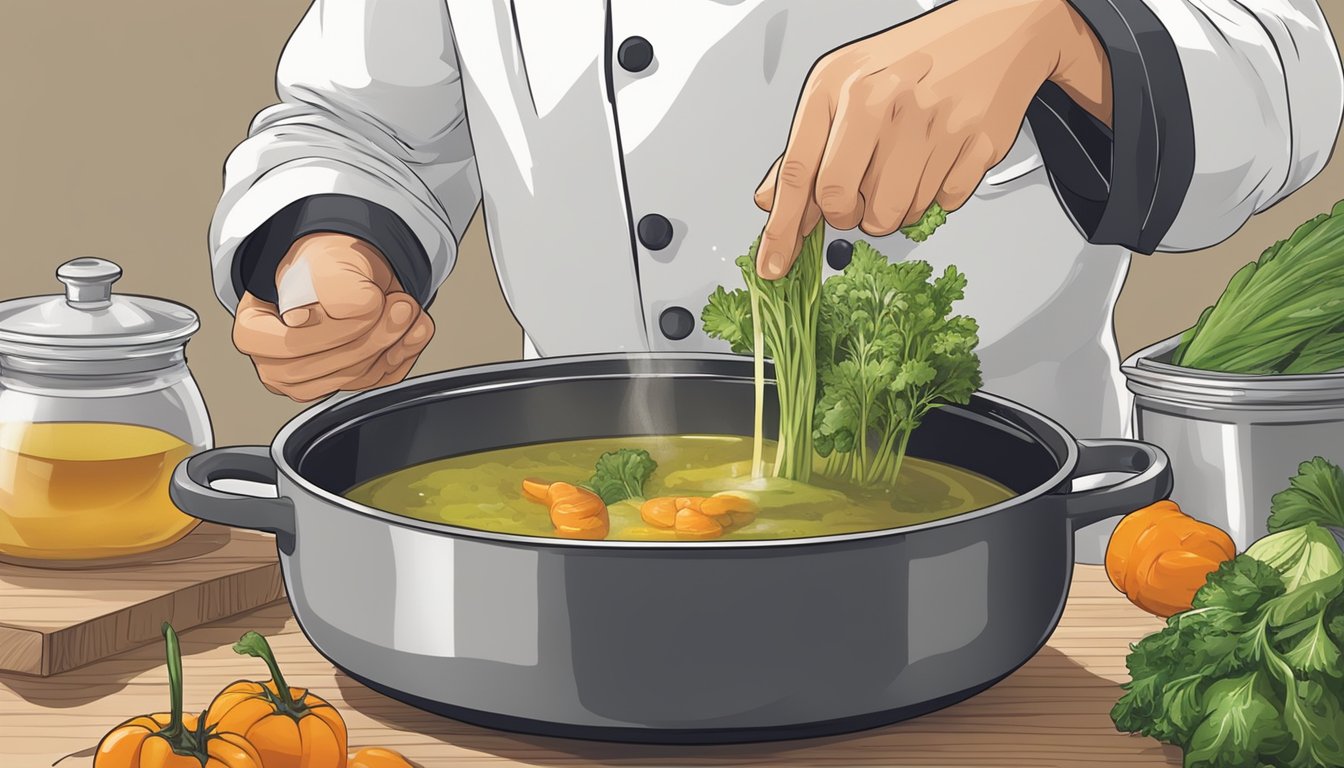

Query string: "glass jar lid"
[0, 258, 200, 362]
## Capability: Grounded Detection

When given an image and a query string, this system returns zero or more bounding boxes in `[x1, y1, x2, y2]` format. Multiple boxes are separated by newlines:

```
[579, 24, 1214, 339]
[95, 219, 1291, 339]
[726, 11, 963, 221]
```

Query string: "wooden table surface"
[0, 566, 1180, 768]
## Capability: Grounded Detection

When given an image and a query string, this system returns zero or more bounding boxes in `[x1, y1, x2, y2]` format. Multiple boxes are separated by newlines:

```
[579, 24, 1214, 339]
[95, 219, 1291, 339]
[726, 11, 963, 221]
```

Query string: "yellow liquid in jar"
[0, 422, 199, 562]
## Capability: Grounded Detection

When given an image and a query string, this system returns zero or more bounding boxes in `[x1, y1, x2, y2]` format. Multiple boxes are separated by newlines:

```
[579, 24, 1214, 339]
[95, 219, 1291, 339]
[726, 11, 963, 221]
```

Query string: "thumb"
[281, 306, 316, 328]
[277, 251, 322, 327]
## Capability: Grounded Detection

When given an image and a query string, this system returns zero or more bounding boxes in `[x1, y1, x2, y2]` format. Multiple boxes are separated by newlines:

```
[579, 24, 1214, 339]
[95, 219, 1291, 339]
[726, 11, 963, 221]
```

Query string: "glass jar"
[0, 258, 211, 566]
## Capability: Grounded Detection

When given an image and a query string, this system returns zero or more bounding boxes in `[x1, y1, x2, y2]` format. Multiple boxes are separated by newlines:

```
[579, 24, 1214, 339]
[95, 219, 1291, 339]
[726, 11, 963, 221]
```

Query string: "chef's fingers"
[234, 291, 411, 359]
[814, 88, 882, 231]
[279, 234, 400, 322]
[311, 258, 392, 321]
[371, 352, 420, 390]
[264, 352, 387, 403]
[905, 139, 963, 229]
[858, 127, 927, 236]
[935, 134, 999, 213]
[266, 311, 432, 399]
[386, 313, 435, 369]
[335, 323, 429, 394]
[249, 293, 422, 385]
[757, 85, 831, 279]
[754, 156, 782, 212]
[800, 199, 823, 241]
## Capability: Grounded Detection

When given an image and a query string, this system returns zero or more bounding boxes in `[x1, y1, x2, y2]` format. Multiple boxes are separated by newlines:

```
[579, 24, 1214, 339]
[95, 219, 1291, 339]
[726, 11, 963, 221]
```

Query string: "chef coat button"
[638, 214, 673, 250]
[827, 239, 854, 270]
[659, 306, 695, 341]
[617, 36, 655, 73]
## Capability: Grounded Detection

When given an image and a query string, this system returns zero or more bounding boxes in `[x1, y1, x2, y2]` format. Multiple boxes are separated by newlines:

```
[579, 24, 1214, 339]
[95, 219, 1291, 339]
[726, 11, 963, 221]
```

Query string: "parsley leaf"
[579, 449, 657, 505]
[700, 286, 754, 356]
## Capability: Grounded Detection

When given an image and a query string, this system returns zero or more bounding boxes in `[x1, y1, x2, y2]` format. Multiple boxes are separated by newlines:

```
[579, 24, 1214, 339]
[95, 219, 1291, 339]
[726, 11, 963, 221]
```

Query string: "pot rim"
[1121, 335, 1344, 408]
[266, 352, 1081, 551]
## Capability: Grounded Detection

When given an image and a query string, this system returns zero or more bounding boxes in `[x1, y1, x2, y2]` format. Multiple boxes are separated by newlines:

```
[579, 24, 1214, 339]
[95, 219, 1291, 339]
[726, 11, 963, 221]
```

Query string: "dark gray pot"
[170, 353, 1170, 744]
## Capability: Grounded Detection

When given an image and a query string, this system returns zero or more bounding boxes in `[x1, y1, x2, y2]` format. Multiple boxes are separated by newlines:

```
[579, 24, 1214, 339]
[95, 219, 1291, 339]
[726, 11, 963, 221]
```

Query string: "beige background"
[2, 1, 1341, 446]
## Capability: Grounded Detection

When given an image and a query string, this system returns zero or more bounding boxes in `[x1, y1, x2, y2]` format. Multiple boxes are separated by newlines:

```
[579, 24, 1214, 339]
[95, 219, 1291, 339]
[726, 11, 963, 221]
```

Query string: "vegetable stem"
[750, 286, 765, 480]
[163, 623, 186, 739]
[234, 631, 308, 718]
[156, 622, 208, 760]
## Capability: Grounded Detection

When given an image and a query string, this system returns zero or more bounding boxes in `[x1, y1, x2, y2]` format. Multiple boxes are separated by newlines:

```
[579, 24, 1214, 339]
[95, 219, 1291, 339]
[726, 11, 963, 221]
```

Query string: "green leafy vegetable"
[702, 223, 826, 482]
[1112, 457, 1344, 767]
[579, 449, 657, 505]
[813, 243, 981, 486]
[898, 202, 948, 242]
[701, 286, 754, 355]
[1266, 456, 1344, 531]
[1170, 200, 1344, 374]
[700, 204, 965, 486]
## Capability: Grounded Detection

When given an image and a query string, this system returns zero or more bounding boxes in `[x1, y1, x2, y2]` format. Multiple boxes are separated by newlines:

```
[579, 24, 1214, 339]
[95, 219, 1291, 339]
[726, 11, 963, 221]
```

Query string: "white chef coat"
[208, 0, 1343, 560]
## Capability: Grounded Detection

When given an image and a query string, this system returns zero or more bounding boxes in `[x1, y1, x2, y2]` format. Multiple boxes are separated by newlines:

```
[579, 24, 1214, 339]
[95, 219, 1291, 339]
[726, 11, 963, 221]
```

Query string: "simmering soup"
[344, 435, 1013, 542]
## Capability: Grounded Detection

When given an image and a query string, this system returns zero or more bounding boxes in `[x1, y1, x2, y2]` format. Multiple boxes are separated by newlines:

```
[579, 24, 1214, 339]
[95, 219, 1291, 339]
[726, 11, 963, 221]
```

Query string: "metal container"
[1121, 335, 1344, 551]
[169, 354, 1169, 744]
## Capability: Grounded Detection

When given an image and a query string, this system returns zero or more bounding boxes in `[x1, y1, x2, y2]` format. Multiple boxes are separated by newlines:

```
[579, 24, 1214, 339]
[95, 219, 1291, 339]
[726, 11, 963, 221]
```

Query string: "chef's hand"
[753, 0, 1111, 278]
[231, 233, 435, 402]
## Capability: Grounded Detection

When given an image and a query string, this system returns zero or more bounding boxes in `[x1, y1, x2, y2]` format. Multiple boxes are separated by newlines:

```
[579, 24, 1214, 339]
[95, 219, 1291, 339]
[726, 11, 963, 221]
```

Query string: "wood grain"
[0, 566, 1179, 768]
[0, 524, 284, 676]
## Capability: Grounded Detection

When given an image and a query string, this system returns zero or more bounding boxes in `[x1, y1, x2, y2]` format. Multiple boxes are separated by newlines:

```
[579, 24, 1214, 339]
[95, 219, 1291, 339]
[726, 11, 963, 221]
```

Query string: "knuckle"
[812, 52, 842, 80]
[778, 159, 815, 190]
[816, 182, 855, 212]
[910, 83, 945, 113]
[860, 211, 901, 237]
[231, 323, 259, 354]
[851, 74, 897, 110]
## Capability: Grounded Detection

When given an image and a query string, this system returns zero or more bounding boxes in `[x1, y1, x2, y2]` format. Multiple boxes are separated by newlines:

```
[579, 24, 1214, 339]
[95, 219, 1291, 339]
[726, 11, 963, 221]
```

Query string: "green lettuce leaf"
[1267, 457, 1344, 532]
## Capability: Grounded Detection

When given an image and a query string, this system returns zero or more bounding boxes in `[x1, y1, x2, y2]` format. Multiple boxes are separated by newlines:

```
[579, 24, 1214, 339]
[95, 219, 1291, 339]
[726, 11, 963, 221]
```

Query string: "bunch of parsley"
[1112, 457, 1344, 768]
[701, 204, 981, 487]
[812, 244, 981, 486]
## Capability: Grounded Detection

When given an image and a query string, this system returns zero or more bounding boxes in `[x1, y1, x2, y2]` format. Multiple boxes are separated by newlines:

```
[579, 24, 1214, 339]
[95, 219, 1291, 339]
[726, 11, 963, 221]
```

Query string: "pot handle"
[169, 446, 296, 537]
[1054, 438, 1173, 530]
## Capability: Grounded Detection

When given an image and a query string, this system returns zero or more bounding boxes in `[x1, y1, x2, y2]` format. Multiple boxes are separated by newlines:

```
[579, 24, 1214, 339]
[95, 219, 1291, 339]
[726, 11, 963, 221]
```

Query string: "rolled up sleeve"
[1027, 0, 1343, 255]
[209, 0, 480, 313]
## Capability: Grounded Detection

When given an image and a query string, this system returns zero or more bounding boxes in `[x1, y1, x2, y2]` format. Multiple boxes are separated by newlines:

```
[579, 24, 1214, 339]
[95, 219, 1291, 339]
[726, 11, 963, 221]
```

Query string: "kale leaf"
[1112, 459, 1344, 768]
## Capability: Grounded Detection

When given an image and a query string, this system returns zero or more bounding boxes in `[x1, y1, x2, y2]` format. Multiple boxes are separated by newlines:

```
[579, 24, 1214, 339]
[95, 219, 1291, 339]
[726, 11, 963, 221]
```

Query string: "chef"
[209, 0, 1341, 556]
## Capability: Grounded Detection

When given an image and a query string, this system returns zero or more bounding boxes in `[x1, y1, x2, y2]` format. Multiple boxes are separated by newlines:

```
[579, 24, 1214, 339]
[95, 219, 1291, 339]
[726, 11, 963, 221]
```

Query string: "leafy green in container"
[1170, 200, 1344, 374]
[1111, 457, 1344, 767]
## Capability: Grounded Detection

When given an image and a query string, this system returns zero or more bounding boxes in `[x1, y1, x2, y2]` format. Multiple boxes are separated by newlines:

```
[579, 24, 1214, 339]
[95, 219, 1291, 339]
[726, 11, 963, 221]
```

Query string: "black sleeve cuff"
[1024, 0, 1195, 255]
[230, 194, 435, 306]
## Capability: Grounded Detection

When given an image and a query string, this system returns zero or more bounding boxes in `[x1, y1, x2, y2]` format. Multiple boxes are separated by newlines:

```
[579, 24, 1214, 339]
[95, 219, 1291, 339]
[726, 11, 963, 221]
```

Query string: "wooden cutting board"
[0, 524, 284, 677]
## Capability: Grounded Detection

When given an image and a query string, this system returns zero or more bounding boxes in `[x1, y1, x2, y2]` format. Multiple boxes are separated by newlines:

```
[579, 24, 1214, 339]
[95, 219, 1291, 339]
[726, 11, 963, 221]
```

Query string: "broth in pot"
[345, 435, 1013, 542]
